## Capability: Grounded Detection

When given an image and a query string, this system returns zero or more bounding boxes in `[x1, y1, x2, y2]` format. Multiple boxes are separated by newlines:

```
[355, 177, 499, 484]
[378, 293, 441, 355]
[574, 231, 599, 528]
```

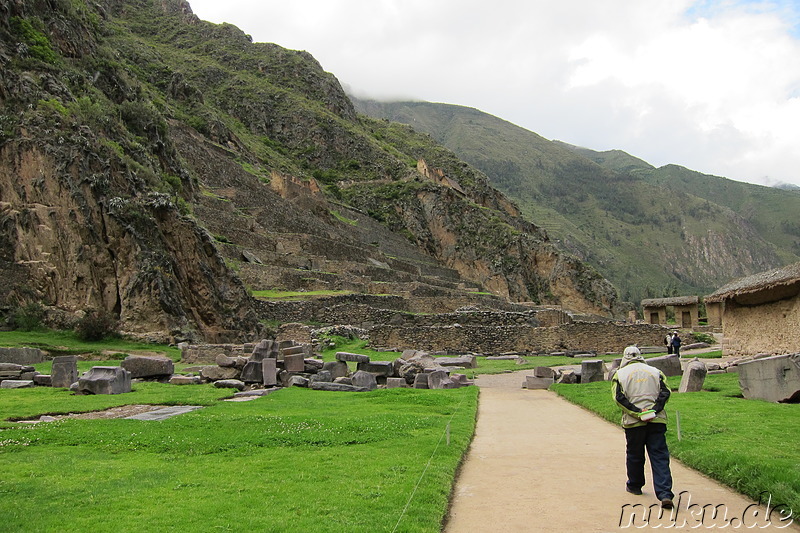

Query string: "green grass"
[0, 384, 477, 532]
[552, 373, 800, 513]
[251, 289, 354, 300]
[0, 330, 180, 361]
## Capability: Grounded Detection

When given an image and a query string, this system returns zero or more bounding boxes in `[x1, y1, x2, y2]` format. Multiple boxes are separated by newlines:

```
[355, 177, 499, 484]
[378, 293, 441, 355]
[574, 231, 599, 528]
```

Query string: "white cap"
[623, 345, 641, 356]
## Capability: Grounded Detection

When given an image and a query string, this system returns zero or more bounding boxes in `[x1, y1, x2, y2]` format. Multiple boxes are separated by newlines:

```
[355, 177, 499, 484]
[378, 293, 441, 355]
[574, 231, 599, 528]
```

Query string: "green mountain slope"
[354, 99, 800, 303]
[0, 0, 623, 340]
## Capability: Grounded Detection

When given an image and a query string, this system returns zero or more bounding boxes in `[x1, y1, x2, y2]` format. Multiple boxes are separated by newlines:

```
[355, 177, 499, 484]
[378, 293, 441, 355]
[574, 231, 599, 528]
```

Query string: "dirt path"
[444, 371, 799, 532]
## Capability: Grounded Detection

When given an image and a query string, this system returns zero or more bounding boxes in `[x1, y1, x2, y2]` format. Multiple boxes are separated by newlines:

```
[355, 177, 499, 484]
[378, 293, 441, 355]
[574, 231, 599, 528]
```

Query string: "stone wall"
[369, 321, 669, 355]
[722, 292, 800, 356]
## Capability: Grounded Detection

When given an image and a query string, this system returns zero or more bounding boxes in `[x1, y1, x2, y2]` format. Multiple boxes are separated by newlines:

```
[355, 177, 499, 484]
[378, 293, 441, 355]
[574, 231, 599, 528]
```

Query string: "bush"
[11, 302, 46, 331]
[74, 309, 118, 341]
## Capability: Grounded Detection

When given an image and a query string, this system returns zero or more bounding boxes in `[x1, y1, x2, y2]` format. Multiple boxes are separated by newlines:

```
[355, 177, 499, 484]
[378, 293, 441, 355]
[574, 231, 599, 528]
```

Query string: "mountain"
[353, 99, 800, 303]
[0, 0, 622, 342]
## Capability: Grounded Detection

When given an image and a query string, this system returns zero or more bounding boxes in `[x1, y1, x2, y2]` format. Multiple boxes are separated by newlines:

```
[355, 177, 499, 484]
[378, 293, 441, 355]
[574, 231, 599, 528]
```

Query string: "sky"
[187, 0, 800, 188]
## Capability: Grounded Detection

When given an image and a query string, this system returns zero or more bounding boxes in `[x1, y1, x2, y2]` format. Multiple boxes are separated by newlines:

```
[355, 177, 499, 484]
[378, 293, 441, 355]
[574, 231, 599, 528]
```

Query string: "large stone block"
[433, 355, 477, 369]
[428, 370, 457, 389]
[200, 365, 240, 382]
[0, 347, 45, 365]
[533, 366, 556, 378]
[413, 373, 429, 389]
[251, 339, 277, 361]
[646, 354, 682, 377]
[678, 358, 707, 393]
[262, 358, 277, 387]
[322, 361, 349, 379]
[336, 352, 370, 364]
[78, 366, 131, 395]
[240, 361, 263, 383]
[51, 356, 78, 388]
[581, 360, 605, 383]
[356, 360, 394, 376]
[739, 354, 800, 403]
[525, 376, 553, 390]
[310, 382, 369, 392]
[121, 355, 174, 379]
[351, 370, 377, 390]
[284, 353, 305, 372]
[0, 380, 34, 389]
[386, 377, 407, 388]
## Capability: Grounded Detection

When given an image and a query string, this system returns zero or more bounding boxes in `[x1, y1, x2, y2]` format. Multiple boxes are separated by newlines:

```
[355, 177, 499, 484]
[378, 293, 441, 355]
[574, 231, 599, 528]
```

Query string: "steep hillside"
[354, 99, 799, 302]
[0, 0, 621, 341]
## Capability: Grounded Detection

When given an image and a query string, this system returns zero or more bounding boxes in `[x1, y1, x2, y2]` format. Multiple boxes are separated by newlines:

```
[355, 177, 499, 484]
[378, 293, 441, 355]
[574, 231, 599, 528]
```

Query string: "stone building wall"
[369, 322, 668, 355]
[722, 294, 800, 356]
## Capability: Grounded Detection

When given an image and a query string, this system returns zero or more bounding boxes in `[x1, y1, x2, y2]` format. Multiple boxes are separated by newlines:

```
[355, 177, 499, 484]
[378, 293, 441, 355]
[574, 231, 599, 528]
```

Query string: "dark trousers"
[624, 423, 674, 500]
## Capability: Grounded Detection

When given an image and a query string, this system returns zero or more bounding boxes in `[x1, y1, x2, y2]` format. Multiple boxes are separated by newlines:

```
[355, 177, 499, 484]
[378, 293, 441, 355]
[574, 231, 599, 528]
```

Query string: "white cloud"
[188, 0, 800, 187]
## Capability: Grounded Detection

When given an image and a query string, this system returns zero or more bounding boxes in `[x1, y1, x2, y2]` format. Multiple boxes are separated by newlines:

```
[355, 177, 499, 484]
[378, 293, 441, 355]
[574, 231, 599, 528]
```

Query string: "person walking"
[612, 345, 675, 509]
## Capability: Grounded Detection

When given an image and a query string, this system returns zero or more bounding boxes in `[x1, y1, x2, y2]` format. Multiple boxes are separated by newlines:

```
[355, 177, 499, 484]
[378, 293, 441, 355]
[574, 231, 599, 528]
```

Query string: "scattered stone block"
[200, 366, 240, 381]
[434, 355, 477, 369]
[334, 376, 353, 385]
[216, 353, 237, 367]
[288, 375, 309, 388]
[336, 352, 370, 364]
[581, 360, 605, 383]
[0, 347, 45, 365]
[33, 374, 52, 386]
[0, 362, 25, 379]
[78, 366, 131, 395]
[284, 353, 305, 372]
[169, 375, 201, 385]
[678, 358, 707, 393]
[557, 370, 578, 384]
[351, 370, 377, 391]
[739, 354, 800, 403]
[428, 370, 456, 389]
[0, 380, 34, 389]
[263, 358, 277, 387]
[534, 366, 556, 378]
[240, 361, 263, 383]
[386, 377, 407, 388]
[311, 370, 333, 384]
[357, 361, 394, 376]
[121, 355, 174, 379]
[646, 354, 682, 377]
[310, 382, 369, 392]
[214, 379, 246, 391]
[322, 361, 349, 379]
[251, 339, 278, 361]
[281, 345, 307, 356]
[413, 373, 429, 389]
[51, 356, 78, 388]
[525, 376, 554, 390]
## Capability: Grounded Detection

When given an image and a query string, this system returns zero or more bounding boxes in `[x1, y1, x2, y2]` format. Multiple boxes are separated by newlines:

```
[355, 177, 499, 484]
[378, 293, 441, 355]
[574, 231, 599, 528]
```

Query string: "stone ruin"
[738, 353, 800, 403]
[177, 339, 474, 395]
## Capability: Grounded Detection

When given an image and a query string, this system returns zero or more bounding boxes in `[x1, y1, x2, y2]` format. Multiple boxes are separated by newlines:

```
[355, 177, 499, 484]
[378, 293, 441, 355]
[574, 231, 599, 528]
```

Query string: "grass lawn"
[552, 373, 800, 514]
[0, 383, 477, 532]
[0, 331, 180, 361]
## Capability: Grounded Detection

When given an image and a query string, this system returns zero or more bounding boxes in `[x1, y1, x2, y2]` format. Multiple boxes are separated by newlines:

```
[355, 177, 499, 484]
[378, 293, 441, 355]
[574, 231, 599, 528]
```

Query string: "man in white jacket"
[612, 345, 675, 509]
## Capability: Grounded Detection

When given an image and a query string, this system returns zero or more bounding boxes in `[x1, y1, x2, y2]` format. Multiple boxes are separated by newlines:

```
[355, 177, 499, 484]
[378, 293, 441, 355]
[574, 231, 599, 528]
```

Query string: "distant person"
[612, 345, 674, 509]
[664, 332, 673, 354]
[670, 331, 682, 357]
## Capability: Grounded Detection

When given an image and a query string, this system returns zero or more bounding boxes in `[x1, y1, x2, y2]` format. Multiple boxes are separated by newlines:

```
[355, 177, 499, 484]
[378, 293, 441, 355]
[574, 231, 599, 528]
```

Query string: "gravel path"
[443, 369, 799, 532]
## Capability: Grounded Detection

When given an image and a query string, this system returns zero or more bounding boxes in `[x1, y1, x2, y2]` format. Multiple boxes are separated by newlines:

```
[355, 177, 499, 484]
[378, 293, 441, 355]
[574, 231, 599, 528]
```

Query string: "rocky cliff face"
[0, 0, 622, 341]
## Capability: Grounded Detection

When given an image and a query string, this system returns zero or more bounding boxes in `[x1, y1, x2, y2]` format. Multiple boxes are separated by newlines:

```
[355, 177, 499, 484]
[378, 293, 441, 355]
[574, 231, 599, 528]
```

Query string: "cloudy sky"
[188, 0, 800, 188]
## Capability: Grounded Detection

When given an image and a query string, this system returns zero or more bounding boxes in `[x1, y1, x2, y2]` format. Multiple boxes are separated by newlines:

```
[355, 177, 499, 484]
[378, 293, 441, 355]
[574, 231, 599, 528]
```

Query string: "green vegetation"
[0, 380, 477, 532]
[0, 331, 180, 361]
[10, 16, 59, 64]
[552, 374, 800, 513]
[251, 289, 354, 300]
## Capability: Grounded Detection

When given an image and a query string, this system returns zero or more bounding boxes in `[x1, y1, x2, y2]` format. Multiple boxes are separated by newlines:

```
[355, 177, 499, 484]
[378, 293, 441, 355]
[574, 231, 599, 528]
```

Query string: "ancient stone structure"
[705, 262, 800, 356]
[643, 354, 682, 377]
[50, 355, 78, 388]
[738, 353, 800, 403]
[121, 355, 174, 379]
[0, 347, 45, 365]
[641, 296, 700, 329]
[369, 321, 667, 355]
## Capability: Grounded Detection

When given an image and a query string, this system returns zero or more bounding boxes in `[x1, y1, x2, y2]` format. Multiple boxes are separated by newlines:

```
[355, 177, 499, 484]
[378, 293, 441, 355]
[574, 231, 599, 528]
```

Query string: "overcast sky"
[188, 0, 800, 188]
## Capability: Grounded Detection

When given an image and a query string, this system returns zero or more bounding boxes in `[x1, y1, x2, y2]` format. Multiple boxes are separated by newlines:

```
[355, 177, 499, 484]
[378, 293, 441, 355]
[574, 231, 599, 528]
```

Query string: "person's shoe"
[626, 487, 643, 495]
[661, 498, 674, 509]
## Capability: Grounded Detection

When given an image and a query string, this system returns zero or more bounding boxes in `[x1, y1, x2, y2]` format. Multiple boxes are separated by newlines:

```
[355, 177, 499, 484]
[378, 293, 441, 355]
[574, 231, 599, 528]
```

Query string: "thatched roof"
[641, 296, 699, 308]
[705, 262, 800, 303]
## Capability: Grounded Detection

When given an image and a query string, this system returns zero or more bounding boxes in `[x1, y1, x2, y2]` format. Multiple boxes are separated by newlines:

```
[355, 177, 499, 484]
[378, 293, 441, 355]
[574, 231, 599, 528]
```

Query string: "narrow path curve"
[444, 371, 799, 532]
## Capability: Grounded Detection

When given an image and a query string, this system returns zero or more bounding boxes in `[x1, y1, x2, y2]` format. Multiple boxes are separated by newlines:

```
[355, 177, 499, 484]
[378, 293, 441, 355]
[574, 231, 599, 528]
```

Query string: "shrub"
[74, 309, 118, 341]
[11, 302, 46, 331]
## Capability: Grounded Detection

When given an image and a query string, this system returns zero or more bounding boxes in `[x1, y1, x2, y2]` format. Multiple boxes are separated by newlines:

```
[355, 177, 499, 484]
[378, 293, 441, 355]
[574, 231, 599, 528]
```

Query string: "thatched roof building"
[641, 296, 700, 329]
[705, 262, 800, 356]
